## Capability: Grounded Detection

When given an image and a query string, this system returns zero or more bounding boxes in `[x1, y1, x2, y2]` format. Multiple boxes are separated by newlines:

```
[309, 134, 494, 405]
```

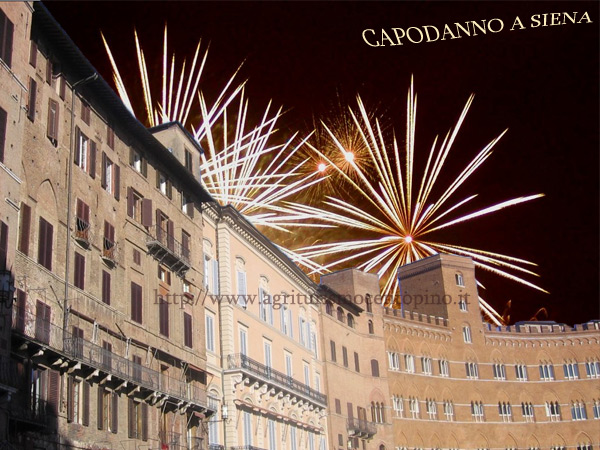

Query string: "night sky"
[45, 1, 599, 325]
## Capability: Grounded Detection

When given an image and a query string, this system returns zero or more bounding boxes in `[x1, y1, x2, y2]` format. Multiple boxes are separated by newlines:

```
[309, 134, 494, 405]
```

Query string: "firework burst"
[288, 79, 546, 324]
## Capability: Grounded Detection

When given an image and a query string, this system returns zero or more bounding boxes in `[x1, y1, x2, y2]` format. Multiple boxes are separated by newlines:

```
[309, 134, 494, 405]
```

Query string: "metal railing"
[75, 217, 91, 244]
[12, 308, 214, 412]
[146, 224, 190, 266]
[102, 238, 118, 264]
[347, 417, 377, 436]
[209, 445, 225, 450]
[227, 353, 327, 406]
[229, 446, 267, 450]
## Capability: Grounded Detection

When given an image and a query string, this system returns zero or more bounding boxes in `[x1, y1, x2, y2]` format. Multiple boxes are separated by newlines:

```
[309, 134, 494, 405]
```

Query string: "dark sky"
[45, 1, 599, 325]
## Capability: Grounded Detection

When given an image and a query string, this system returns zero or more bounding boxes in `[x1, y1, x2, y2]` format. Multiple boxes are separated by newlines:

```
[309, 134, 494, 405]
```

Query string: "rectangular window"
[81, 101, 91, 125]
[563, 362, 580, 380]
[37, 217, 53, 271]
[131, 282, 142, 324]
[159, 295, 169, 337]
[515, 364, 528, 381]
[74, 252, 85, 289]
[264, 341, 272, 369]
[303, 363, 310, 387]
[29, 40, 37, 67]
[106, 126, 115, 149]
[285, 352, 293, 377]
[27, 78, 37, 122]
[182, 193, 194, 218]
[181, 230, 190, 261]
[183, 312, 193, 348]
[35, 300, 51, 344]
[330, 340, 336, 362]
[18, 203, 31, 256]
[128, 398, 148, 440]
[463, 326, 472, 343]
[205, 313, 215, 352]
[335, 399, 341, 414]
[354, 352, 360, 372]
[133, 248, 141, 265]
[239, 326, 247, 356]
[75, 128, 96, 178]
[0, 9, 14, 67]
[404, 354, 415, 373]
[0, 221, 7, 270]
[47, 99, 59, 144]
[439, 359, 450, 377]
[342, 346, 348, 368]
[156, 171, 172, 199]
[46, 58, 53, 85]
[101, 153, 120, 200]
[0, 106, 6, 163]
[185, 149, 193, 172]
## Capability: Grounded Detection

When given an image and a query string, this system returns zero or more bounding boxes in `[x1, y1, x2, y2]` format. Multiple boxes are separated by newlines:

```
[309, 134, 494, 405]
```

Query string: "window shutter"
[141, 199, 153, 227]
[89, 141, 96, 178]
[0, 106, 6, 163]
[46, 58, 52, 84]
[371, 359, 379, 377]
[212, 259, 219, 295]
[59, 76, 66, 100]
[127, 398, 134, 438]
[27, 78, 36, 122]
[47, 100, 58, 141]
[114, 164, 120, 200]
[127, 187, 134, 217]
[47, 369, 60, 416]
[107, 126, 114, 149]
[102, 271, 111, 305]
[141, 157, 148, 177]
[111, 392, 118, 433]
[347, 402, 354, 419]
[167, 219, 174, 251]
[4, 16, 13, 68]
[141, 403, 148, 441]
[19, 203, 31, 256]
[15, 289, 25, 332]
[67, 376, 74, 422]
[0, 221, 7, 270]
[166, 179, 172, 199]
[101, 152, 107, 188]
[29, 40, 37, 67]
[74, 127, 81, 165]
[156, 170, 160, 189]
[82, 381, 90, 426]
[129, 147, 134, 166]
[97, 386, 104, 430]
[187, 200, 194, 218]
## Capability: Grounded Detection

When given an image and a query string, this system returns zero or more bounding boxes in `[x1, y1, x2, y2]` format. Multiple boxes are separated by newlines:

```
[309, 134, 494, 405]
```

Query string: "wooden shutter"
[102, 270, 111, 305]
[166, 179, 172, 199]
[141, 403, 148, 441]
[114, 164, 120, 200]
[67, 376, 74, 422]
[29, 40, 37, 67]
[111, 392, 118, 433]
[74, 127, 81, 165]
[97, 386, 104, 430]
[74, 252, 85, 289]
[89, 140, 96, 178]
[0, 221, 7, 270]
[47, 99, 59, 141]
[159, 297, 168, 337]
[141, 198, 153, 227]
[141, 157, 148, 177]
[127, 187, 134, 217]
[187, 200, 194, 218]
[131, 283, 137, 323]
[184, 313, 192, 348]
[101, 152, 107, 188]
[48, 370, 60, 416]
[156, 170, 160, 189]
[107, 126, 114, 149]
[19, 203, 31, 255]
[46, 58, 52, 84]
[27, 78, 36, 122]
[166, 219, 174, 251]
[15, 289, 26, 332]
[82, 381, 90, 426]
[0, 106, 6, 163]
[347, 402, 354, 419]
[127, 398, 134, 438]
[59, 76, 66, 100]
[371, 359, 379, 377]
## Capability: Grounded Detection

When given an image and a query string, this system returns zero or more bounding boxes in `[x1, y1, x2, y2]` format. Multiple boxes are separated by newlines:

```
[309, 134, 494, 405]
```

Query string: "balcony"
[74, 217, 91, 248]
[347, 417, 377, 439]
[146, 225, 190, 276]
[102, 237, 118, 267]
[230, 447, 267, 450]
[227, 353, 327, 408]
[9, 395, 56, 428]
[12, 308, 216, 415]
[209, 445, 225, 450]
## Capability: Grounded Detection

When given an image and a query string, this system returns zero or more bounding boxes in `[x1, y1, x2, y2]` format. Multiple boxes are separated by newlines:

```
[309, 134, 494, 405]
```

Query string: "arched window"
[347, 313, 354, 328]
[366, 293, 372, 313]
[325, 301, 333, 315]
[368, 320, 374, 334]
[371, 359, 380, 377]
[455, 272, 464, 286]
[337, 307, 345, 323]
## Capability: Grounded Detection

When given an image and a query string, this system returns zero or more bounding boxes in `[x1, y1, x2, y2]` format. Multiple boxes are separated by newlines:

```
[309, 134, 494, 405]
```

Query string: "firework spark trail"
[290, 79, 545, 324]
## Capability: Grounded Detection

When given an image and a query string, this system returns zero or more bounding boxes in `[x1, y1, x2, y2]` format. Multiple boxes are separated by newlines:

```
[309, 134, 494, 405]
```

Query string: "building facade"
[0, 3, 598, 450]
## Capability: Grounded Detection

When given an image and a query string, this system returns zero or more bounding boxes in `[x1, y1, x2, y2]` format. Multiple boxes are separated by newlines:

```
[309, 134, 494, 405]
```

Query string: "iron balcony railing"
[347, 417, 377, 437]
[9, 394, 54, 426]
[74, 217, 91, 245]
[229, 447, 267, 450]
[12, 307, 215, 413]
[209, 445, 225, 450]
[227, 353, 327, 406]
[146, 224, 191, 275]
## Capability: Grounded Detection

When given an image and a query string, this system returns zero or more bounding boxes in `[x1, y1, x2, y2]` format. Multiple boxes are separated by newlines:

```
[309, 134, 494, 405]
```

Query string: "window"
[387, 352, 400, 371]
[545, 401, 561, 421]
[539, 363, 555, 381]
[0, 8, 13, 67]
[156, 171, 173, 199]
[465, 362, 479, 379]
[101, 153, 120, 199]
[325, 301, 333, 315]
[242, 411, 252, 445]
[493, 363, 506, 380]
[521, 402, 534, 422]
[127, 188, 152, 225]
[409, 397, 420, 419]
[515, 364, 528, 381]
[130, 148, 147, 177]
[29, 39, 37, 67]
[371, 402, 385, 423]
[455, 272, 464, 286]
[27, 78, 37, 121]
[458, 298, 467, 311]
[17, 203, 31, 256]
[439, 359, 450, 377]
[183, 313, 193, 348]
[47, 99, 59, 145]
[206, 313, 215, 352]
[366, 293, 372, 313]
[330, 340, 336, 362]
[37, 217, 53, 271]
[342, 346, 348, 368]
[471, 401, 484, 422]
[103, 221, 116, 261]
[236, 259, 247, 307]
[181, 193, 194, 218]
[67, 376, 90, 426]
[299, 317, 306, 346]
[462, 325, 472, 343]
[303, 363, 310, 387]
[101, 270, 111, 305]
[185, 149, 193, 172]
[131, 282, 142, 324]
[0, 221, 7, 270]
[159, 295, 169, 337]
[75, 128, 96, 178]
[426, 399, 437, 420]
[368, 320, 374, 334]
[35, 300, 51, 344]
[571, 401, 587, 421]
[280, 305, 293, 337]
[404, 354, 415, 373]
[334, 398, 342, 414]
[203, 253, 219, 295]
[421, 357, 432, 375]
[371, 359, 380, 377]
[259, 288, 273, 325]
[443, 400, 454, 421]
[81, 101, 91, 125]
[98, 386, 118, 433]
[264, 342, 272, 369]
[593, 399, 600, 419]
[0, 106, 6, 164]
[284, 352, 292, 377]
[133, 248, 141, 265]
[107, 126, 115, 149]
[392, 395, 404, 417]
[347, 313, 354, 328]
[74, 198, 91, 245]
[336, 307, 344, 322]
[354, 352, 360, 372]
[128, 398, 148, 440]
[585, 360, 600, 378]
[181, 230, 190, 261]
[74, 252, 85, 289]
[239, 326, 248, 356]
[563, 362, 580, 380]
[498, 402, 512, 422]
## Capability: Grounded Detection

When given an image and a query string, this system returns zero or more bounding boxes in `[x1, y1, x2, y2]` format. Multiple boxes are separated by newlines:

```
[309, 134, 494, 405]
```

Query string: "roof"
[33, 2, 213, 204]
[149, 121, 205, 155]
